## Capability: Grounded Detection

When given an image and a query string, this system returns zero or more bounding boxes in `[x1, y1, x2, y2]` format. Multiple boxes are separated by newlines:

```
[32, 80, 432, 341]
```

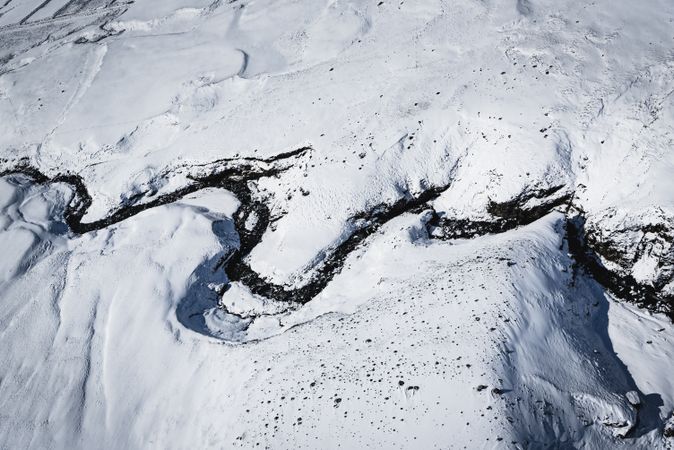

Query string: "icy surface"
[1, 0, 674, 448]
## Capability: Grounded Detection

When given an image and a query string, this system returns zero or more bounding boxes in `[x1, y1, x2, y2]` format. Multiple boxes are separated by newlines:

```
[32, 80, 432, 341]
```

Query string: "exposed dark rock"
[664, 414, 674, 438]
[566, 214, 674, 320]
[582, 209, 674, 305]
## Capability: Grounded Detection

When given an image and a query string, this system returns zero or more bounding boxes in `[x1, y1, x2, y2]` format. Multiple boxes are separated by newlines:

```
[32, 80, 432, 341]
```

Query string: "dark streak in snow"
[1, 151, 670, 322]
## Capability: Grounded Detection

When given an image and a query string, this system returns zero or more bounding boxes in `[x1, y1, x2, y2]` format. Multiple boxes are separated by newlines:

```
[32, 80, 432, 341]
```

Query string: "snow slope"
[1, 0, 673, 448]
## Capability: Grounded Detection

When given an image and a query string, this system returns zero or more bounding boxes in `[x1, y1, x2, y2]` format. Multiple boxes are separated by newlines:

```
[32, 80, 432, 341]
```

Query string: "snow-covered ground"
[1, 0, 673, 448]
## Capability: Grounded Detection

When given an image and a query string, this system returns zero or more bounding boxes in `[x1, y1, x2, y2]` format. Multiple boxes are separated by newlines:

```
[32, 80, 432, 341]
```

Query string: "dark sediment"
[1, 157, 671, 318]
[0, 148, 309, 234]
[226, 183, 454, 303]
[426, 185, 572, 240]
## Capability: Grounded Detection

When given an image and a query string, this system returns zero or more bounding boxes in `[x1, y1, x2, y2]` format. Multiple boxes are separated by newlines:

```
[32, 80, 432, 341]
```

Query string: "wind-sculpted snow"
[1, 176, 671, 448]
[1, 0, 674, 448]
